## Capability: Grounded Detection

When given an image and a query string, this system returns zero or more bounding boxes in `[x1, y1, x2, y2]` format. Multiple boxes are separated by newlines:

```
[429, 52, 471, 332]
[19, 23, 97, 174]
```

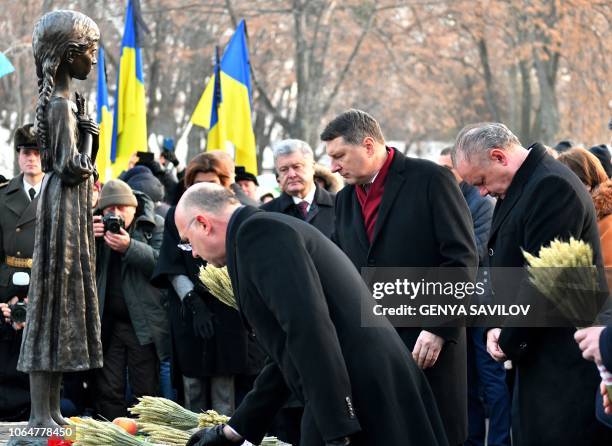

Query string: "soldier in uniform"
[0, 123, 44, 420]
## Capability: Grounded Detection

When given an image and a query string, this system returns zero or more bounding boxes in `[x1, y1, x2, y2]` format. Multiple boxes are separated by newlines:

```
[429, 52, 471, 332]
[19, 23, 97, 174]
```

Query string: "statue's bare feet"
[29, 417, 61, 430]
[51, 411, 68, 427]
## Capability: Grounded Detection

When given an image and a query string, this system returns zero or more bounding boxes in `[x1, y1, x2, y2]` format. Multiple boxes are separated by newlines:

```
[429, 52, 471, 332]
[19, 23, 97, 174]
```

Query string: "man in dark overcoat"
[261, 139, 335, 239]
[176, 183, 449, 446]
[453, 122, 612, 445]
[322, 109, 478, 446]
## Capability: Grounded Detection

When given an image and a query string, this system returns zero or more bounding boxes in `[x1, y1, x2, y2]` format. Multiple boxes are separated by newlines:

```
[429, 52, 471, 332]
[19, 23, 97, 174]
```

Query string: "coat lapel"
[489, 144, 547, 239]
[306, 186, 332, 223]
[370, 150, 406, 249]
[16, 196, 38, 227]
[306, 202, 320, 223]
[5, 175, 29, 219]
[347, 186, 370, 253]
[278, 193, 297, 216]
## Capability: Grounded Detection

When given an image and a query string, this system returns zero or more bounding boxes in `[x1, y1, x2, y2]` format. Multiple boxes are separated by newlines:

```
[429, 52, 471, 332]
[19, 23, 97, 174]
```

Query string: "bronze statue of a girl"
[11, 10, 103, 443]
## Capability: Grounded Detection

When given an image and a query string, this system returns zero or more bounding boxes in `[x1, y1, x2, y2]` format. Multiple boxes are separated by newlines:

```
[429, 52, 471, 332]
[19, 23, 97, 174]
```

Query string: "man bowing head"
[175, 183, 449, 446]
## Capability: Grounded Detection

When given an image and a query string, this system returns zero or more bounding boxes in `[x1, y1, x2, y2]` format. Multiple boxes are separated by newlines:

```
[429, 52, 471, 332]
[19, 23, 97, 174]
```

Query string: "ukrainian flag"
[96, 46, 112, 182]
[111, 0, 148, 177]
[191, 19, 257, 175]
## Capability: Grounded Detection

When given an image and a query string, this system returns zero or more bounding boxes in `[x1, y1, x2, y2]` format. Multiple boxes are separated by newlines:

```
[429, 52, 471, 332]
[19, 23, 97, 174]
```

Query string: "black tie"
[28, 187, 36, 201]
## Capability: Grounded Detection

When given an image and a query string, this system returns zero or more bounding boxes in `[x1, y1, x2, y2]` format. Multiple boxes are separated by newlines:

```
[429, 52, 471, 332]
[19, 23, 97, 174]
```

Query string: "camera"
[103, 213, 125, 234]
[9, 301, 27, 324]
[8, 272, 29, 324]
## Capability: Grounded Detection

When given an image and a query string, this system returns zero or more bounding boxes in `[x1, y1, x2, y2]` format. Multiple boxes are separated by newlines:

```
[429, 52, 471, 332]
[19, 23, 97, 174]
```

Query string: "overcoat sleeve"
[428, 167, 478, 342]
[228, 359, 292, 444]
[123, 217, 163, 279]
[237, 218, 362, 442]
[499, 176, 603, 359]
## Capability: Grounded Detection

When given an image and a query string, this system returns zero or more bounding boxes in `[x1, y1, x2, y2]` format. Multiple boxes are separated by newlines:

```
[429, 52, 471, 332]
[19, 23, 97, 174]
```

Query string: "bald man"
[176, 183, 448, 446]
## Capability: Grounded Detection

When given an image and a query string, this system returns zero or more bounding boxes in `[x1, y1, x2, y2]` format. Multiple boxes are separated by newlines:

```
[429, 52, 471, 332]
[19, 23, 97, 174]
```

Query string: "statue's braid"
[35, 59, 57, 171]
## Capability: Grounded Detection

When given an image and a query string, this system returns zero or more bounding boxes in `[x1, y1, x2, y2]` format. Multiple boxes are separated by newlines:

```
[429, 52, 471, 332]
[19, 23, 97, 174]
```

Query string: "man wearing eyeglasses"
[177, 183, 448, 446]
[92, 179, 169, 419]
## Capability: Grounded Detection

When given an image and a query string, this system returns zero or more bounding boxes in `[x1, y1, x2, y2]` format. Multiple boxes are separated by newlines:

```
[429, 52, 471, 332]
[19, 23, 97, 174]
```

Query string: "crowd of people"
[1, 109, 612, 446]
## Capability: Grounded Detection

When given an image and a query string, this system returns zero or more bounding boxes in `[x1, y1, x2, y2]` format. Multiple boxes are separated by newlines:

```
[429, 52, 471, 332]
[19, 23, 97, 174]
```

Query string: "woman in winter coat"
[558, 148, 612, 286]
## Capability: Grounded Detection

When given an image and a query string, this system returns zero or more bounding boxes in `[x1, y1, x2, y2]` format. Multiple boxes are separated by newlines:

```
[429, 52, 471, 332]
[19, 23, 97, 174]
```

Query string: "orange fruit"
[112, 417, 138, 435]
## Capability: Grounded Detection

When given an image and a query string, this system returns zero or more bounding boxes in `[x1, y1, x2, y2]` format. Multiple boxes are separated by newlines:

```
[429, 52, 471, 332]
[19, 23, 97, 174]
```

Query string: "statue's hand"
[77, 116, 99, 136]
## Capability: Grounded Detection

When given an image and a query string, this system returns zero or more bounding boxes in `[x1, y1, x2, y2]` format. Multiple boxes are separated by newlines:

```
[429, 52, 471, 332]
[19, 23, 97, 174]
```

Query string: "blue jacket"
[460, 181, 494, 265]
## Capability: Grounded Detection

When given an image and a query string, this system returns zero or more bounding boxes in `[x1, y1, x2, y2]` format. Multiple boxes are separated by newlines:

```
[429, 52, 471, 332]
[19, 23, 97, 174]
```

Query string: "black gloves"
[186, 424, 240, 446]
[183, 290, 215, 340]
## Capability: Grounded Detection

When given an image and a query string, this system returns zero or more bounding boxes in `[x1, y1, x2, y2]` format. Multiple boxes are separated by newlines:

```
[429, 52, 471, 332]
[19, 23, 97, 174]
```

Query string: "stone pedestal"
[6, 437, 51, 446]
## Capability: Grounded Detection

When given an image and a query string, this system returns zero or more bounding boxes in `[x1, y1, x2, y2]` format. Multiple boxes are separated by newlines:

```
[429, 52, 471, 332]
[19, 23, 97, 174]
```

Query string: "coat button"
[489, 248, 494, 256]
[15, 228, 21, 233]
[16, 251, 21, 256]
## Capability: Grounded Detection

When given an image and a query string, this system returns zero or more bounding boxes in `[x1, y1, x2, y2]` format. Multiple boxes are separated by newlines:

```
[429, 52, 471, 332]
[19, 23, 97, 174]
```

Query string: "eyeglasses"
[177, 242, 192, 252]
[177, 216, 198, 252]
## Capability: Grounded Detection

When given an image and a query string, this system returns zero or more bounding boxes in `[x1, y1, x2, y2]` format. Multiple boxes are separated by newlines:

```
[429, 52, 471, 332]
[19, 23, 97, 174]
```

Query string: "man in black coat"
[453, 122, 612, 445]
[176, 183, 449, 446]
[322, 110, 478, 446]
[261, 139, 335, 238]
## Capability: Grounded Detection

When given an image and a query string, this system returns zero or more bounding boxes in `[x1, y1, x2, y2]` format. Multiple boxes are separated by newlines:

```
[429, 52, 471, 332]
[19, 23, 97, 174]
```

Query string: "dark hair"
[32, 10, 99, 170]
[320, 109, 384, 145]
[554, 140, 573, 153]
[439, 147, 453, 156]
[259, 192, 274, 203]
[589, 145, 612, 178]
[184, 152, 233, 188]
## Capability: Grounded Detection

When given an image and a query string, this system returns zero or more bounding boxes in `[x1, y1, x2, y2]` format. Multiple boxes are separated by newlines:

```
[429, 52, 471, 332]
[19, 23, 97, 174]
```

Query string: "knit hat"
[119, 165, 152, 182]
[98, 179, 138, 210]
[127, 171, 164, 202]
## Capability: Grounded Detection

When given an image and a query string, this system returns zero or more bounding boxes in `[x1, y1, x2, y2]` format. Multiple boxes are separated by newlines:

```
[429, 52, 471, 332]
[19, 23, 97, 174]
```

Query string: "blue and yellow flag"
[96, 46, 113, 182]
[111, 0, 148, 177]
[191, 19, 257, 174]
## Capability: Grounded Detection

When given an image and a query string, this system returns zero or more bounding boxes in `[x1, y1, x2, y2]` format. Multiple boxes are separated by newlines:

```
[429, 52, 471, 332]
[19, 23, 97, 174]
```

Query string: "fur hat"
[314, 164, 342, 193]
[13, 124, 39, 152]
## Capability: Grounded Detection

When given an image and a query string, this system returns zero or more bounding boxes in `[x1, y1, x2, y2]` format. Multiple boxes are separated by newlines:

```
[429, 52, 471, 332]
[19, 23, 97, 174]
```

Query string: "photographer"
[93, 179, 170, 419]
[0, 123, 43, 421]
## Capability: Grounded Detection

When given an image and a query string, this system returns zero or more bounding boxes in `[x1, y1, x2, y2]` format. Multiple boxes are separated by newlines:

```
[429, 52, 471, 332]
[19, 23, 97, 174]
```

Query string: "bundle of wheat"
[128, 396, 229, 430]
[198, 264, 237, 309]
